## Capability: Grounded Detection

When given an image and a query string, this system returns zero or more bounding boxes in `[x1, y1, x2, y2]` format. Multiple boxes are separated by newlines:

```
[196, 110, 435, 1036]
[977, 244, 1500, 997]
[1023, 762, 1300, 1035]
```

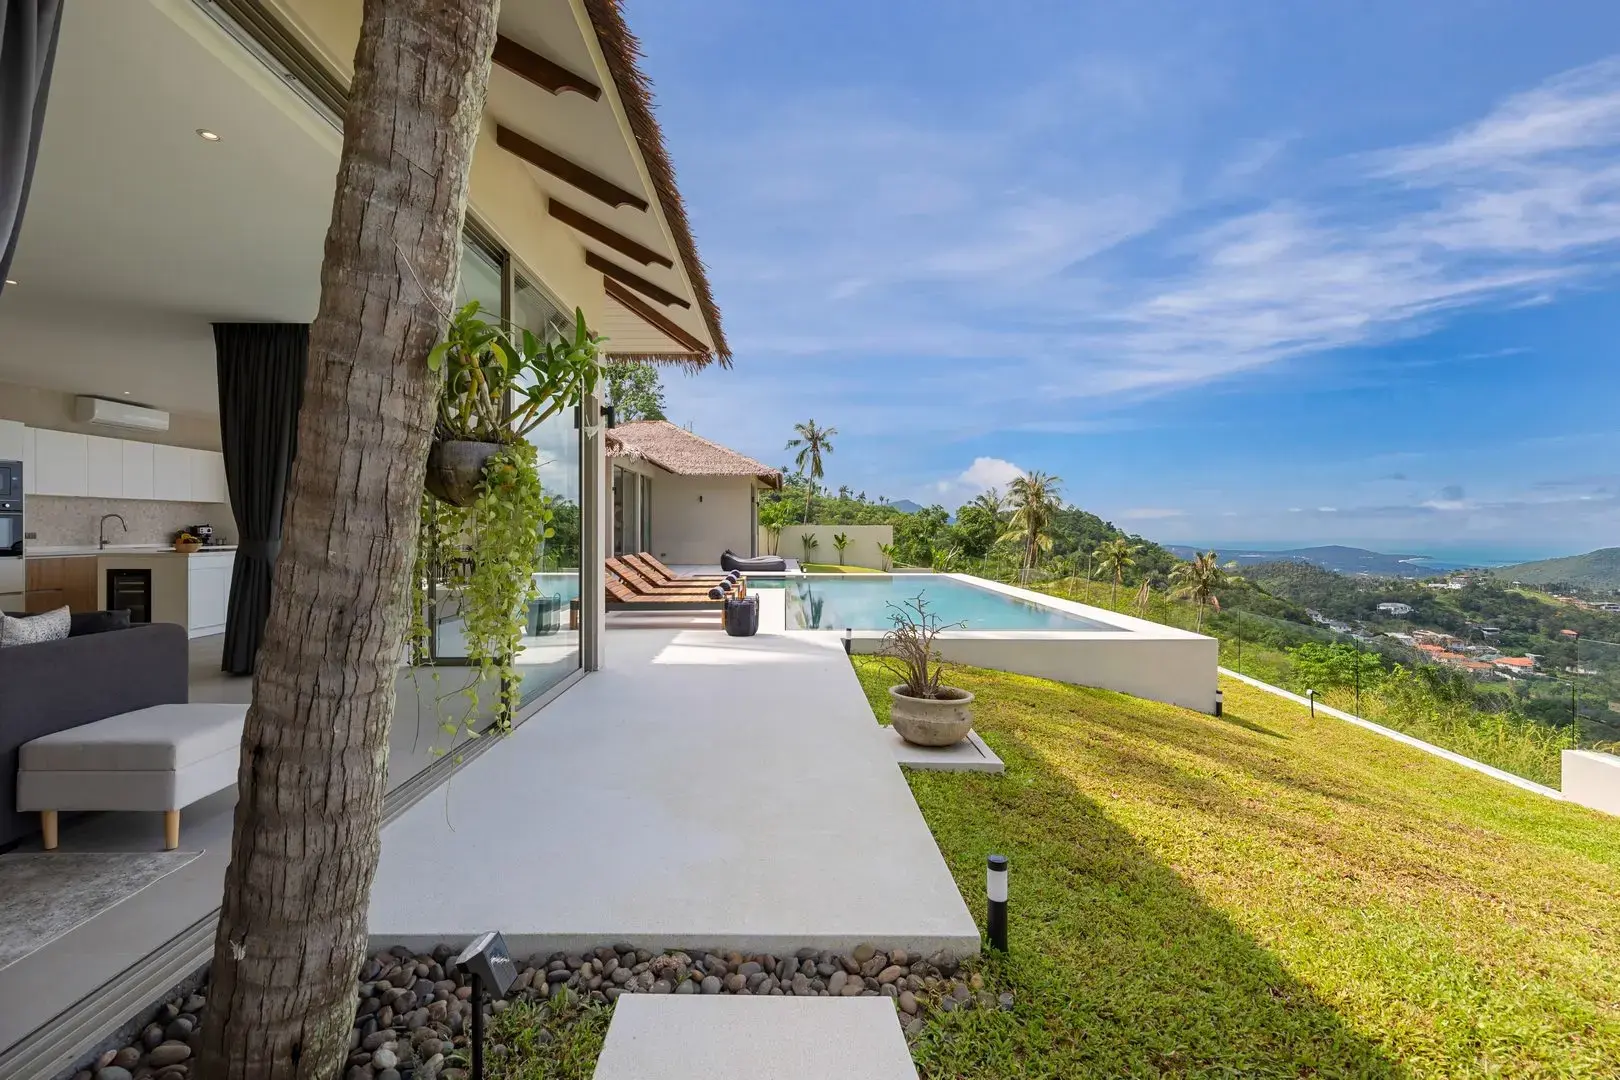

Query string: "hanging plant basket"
[424, 438, 505, 507]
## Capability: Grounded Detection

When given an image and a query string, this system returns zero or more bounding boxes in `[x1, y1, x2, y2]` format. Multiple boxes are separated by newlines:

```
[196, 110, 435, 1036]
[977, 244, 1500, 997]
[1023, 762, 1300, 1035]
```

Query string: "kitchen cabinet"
[0, 419, 23, 460]
[22, 427, 229, 506]
[31, 429, 87, 496]
[25, 556, 99, 613]
[122, 440, 154, 499]
[189, 447, 229, 504]
[186, 551, 234, 636]
[86, 435, 123, 498]
[152, 443, 192, 501]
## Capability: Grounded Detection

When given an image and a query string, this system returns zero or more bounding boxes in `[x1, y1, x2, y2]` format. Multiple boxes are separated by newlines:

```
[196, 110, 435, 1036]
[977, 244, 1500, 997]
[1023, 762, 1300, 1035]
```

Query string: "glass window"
[514, 272, 583, 705]
[640, 475, 653, 554]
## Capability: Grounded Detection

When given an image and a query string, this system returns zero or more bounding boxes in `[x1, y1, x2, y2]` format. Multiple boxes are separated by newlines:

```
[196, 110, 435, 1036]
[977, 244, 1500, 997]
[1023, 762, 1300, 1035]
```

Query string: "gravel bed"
[73, 942, 1005, 1080]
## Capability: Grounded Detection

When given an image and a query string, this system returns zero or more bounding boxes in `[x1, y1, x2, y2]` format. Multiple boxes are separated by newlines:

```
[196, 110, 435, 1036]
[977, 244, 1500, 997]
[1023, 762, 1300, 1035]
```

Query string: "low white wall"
[1563, 750, 1620, 816]
[764, 524, 894, 568]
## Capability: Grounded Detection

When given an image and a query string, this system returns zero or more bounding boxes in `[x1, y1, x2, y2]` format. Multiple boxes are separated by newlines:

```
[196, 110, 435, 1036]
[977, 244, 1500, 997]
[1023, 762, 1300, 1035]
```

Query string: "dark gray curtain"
[215, 323, 308, 675]
[0, 0, 64, 294]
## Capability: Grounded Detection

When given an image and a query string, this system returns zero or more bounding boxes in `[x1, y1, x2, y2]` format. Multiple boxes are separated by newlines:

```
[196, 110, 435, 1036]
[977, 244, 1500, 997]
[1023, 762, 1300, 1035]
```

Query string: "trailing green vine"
[408, 301, 601, 753]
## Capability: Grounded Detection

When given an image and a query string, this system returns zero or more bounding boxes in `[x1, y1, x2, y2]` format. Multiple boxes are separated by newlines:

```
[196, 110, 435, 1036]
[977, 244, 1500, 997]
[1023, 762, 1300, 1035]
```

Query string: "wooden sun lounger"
[606, 578, 725, 618]
[626, 552, 730, 587]
[605, 557, 723, 597]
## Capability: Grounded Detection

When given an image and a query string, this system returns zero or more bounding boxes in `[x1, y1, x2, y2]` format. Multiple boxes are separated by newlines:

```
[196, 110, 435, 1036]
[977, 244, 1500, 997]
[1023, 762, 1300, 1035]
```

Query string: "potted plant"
[878, 594, 973, 746]
[411, 302, 601, 740]
[425, 302, 599, 506]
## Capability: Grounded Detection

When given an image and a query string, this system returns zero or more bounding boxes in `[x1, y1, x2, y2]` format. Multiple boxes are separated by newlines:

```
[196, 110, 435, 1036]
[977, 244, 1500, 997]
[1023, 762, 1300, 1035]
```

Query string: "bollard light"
[455, 931, 516, 1080]
[1213, 689, 1223, 717]
[1306, 688, 1317, 718]
[986, 854, 1009, 952]
[843, 627, 853, 656]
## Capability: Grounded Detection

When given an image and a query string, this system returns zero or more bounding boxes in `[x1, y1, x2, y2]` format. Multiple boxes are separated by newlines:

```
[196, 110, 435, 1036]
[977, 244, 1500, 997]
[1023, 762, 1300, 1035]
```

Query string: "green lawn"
[852, 657, 1620, 1078]
[799, 562, 882, 573]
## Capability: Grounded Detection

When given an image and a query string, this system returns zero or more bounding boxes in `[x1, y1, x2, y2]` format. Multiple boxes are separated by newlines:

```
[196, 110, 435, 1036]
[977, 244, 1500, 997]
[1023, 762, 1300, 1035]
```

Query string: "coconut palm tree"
[999, 471, 1062, 583]
[1170, 550, 1228, 632]
[1096, 537, 1138, 609]
[196, 2, 500, 1076]
[969, 487, 1007, 523]
[785, 420, 837, 523]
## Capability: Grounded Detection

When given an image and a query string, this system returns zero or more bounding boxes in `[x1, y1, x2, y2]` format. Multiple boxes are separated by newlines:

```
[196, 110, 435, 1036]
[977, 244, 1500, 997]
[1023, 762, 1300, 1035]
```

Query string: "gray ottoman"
[17, 703, 247, 850]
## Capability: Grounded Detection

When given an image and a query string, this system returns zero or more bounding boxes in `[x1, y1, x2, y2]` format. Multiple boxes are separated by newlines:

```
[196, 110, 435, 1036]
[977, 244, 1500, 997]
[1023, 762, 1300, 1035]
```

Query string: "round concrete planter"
[425, 439, 504, 507]
[888, 685, 975, 747]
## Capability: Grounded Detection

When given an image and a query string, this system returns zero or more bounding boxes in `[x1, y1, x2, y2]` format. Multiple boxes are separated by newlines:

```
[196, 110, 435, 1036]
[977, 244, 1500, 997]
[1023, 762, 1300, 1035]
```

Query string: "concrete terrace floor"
[368, 626, 981, 958]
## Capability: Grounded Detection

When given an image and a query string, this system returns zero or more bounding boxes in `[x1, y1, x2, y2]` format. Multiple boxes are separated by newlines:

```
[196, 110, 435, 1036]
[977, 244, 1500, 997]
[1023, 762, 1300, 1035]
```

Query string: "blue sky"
[630, 1, 1620, 558]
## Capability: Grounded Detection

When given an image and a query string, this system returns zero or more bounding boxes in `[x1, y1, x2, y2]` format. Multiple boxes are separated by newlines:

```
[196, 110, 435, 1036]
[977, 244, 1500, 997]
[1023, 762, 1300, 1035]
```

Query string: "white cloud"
[923, 457, 1027, 509]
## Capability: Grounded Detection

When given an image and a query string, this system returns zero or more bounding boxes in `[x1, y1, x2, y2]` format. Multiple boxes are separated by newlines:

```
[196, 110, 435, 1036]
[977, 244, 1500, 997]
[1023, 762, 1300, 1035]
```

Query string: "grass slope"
[799, 562, 882, 573]
[853, 658, 1620, 1078]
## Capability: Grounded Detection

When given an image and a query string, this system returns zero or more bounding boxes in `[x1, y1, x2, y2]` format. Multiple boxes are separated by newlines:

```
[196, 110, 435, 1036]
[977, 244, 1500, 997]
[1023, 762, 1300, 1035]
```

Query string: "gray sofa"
[0, 621, 189, 850]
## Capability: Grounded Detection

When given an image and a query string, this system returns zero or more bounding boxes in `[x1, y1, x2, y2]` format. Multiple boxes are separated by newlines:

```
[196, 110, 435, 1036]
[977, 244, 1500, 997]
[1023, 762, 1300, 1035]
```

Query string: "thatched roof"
[606, 420, 781, 487]
[583, 0, 730, 368]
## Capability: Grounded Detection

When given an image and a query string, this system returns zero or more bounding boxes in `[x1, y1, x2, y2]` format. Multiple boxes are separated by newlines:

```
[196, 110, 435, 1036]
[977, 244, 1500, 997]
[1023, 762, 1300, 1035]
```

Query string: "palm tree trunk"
[194, 3, 498, 1078]
[804, 482, 813, 524]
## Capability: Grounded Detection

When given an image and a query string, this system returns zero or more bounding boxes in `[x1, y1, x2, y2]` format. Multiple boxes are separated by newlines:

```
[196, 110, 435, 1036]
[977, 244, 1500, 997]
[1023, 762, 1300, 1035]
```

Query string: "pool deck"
[367, 625, 981, 957]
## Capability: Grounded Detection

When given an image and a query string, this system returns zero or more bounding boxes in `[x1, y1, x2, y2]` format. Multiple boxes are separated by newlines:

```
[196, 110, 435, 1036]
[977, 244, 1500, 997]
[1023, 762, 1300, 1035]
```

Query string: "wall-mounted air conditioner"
[74, 396, 171, 432]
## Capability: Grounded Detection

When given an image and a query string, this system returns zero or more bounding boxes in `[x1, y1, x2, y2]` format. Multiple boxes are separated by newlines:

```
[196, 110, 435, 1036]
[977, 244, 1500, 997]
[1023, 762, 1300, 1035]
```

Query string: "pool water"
[752, 574, 1118, 632]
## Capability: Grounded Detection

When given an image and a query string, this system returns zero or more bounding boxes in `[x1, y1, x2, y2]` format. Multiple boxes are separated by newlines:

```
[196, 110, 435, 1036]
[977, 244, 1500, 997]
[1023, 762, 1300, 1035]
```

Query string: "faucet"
[99, 513, 128, 549]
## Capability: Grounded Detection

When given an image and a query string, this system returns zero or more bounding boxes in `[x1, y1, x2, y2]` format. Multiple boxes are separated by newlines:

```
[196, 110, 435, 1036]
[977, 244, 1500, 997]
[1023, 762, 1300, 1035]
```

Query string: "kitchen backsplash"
[25, 496, 234, 549]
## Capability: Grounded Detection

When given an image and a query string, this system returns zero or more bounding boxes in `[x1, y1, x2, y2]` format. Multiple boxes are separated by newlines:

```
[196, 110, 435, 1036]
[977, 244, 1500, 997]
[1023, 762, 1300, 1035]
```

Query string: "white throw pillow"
[0, 606, 72, 648]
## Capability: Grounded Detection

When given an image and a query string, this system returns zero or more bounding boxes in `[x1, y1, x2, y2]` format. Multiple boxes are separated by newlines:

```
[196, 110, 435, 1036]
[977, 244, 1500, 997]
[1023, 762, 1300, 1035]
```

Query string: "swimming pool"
[755, 574, 1119, 631]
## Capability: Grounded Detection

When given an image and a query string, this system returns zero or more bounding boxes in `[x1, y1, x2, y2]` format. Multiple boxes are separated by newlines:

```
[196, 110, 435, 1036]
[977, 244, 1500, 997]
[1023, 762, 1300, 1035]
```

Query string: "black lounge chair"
[720, 549, 788, 573]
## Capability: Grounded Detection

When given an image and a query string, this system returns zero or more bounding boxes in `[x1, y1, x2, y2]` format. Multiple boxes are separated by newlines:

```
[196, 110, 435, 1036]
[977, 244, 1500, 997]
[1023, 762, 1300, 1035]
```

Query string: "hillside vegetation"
[853, 659, 1620, 1078]
[1493, 547, 1620, 591]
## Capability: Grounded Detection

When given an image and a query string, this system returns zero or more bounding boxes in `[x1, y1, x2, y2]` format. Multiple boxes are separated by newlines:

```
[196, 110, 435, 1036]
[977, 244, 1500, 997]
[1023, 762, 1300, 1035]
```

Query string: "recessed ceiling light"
[196, 128, 221, 142]
[123, 391, 132, 396]
[3, 279, 15, 286]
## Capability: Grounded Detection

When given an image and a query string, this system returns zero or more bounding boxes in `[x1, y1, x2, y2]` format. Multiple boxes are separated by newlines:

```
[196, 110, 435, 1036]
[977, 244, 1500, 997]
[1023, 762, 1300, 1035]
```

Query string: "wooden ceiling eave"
[549, 198, 673, 268]
[492, 35, 602, 99]
[586, 251, 689, 309]
[494, 124, 649, 211]
[604, 277, 711, 354]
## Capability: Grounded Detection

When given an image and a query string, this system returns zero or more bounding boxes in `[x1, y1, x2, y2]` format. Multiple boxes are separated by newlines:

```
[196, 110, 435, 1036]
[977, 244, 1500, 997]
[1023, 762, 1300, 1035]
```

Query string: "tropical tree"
[1097, 536, 1138, 608]
[785, 420, 836, 523]
[1169, 550, 1228, 632]
[1133, 578, 1153, 618]
[832, 531, 851, 564]
[999, 471, 1063, 582]
[970, 487, 1007, 523]
[195, 3, 499, 1078]
[877, 542, 895, 571]
[602, 358, 666, 421]
[801, 532, 820, 559]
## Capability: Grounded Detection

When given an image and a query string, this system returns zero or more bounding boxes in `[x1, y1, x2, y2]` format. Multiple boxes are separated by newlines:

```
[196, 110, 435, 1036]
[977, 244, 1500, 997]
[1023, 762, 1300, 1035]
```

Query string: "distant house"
[1493, 656, 1538, 673]
[1376, 602, 1414, 616]
[606, 420, 782, 564]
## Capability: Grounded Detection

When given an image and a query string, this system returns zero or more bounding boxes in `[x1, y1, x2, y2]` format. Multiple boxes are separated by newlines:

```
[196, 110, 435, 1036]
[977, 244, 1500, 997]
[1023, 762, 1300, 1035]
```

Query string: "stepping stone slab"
[594, 994, 919, 1080]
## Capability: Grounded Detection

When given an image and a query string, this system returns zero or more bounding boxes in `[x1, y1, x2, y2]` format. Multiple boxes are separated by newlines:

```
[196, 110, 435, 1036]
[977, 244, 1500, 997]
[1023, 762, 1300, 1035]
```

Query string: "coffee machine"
[188, 523, 215, 546]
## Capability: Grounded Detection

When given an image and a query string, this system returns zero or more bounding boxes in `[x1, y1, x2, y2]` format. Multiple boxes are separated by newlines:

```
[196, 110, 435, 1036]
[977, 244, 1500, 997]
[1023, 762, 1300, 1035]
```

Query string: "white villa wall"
[767, 524, 894, 569]
[647, 473, 759, 565]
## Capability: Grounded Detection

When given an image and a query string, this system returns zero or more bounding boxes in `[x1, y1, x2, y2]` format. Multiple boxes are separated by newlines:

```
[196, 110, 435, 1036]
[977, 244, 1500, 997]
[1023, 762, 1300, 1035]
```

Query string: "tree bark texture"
[196, 1, 499, 1077]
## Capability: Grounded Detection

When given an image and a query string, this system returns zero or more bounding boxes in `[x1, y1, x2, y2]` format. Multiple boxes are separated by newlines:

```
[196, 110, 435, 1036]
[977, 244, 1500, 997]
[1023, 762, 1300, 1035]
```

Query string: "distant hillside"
[1167, 544, 1443, 578]
[1492, 548, 1620, 591]
[887, 499, 925, 514]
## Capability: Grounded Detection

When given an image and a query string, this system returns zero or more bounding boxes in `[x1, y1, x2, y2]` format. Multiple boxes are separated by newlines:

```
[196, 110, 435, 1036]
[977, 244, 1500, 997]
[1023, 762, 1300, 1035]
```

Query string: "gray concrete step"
[593, 995, 919, 1080]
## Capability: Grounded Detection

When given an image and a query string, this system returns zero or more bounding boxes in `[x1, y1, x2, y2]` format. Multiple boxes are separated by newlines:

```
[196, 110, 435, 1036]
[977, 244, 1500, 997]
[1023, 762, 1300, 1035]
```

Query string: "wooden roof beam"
[493, 35, 602, 99]
[549, 198, 673, 268]
[603, 277, 711, 354]
[587, 251, 690, 309]
[495, 125, 649, 211]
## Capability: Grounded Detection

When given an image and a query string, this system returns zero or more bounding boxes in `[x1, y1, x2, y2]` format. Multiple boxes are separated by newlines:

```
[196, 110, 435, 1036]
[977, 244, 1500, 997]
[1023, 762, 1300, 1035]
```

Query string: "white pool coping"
[768, 573, 1220, 713]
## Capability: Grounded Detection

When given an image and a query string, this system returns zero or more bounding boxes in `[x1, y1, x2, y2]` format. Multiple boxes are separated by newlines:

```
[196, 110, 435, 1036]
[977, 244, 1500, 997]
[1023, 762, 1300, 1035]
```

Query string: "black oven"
[0, 460, 20, 559]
